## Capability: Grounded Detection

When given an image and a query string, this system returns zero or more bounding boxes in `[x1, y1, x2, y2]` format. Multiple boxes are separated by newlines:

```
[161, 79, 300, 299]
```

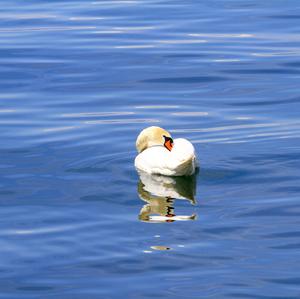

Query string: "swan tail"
[173, 155, 196, 176]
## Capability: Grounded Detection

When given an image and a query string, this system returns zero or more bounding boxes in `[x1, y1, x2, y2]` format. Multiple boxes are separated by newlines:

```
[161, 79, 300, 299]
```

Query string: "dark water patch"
[165, 53, 209, 58]
[198, 168, 250, 182]
[237, 175, 297, 185]
[269, 14, 300, 19]
[201, 167, 292, 186]
[141, 76, 227, 84]
[281, 61, 300, 68]
[80, 195, 102, 202]
[233, 152, 300, 166]
[17, 285, 54, 291]
[229, 96, 300, 106]
[273, 186, 300, 193]
[270, 243, 300, 250]
[203, 226, 245, 235]
[66, 167, 104, 173]
[0, 190, 15, 195]
[266, 277, 300, 285]
[224, 68, 300, 75]
[239, 204, 300, 218]
[230, 294, 299, 299]
[263, 231, 300, 239]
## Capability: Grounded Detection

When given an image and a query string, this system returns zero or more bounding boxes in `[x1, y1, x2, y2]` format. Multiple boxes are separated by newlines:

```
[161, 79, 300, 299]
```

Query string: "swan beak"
[163, 136, 174, 151]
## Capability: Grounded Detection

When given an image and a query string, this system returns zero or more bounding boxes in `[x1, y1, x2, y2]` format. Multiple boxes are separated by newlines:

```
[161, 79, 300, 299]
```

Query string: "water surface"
[0, 1, 300, 298]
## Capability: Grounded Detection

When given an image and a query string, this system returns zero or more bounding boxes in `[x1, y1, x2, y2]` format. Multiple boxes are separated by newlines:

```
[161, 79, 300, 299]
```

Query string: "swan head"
[136, 126, 174, 153]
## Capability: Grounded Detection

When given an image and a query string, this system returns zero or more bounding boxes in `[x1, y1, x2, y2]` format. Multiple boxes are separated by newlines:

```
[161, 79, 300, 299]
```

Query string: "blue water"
[1, 0, 300, 298]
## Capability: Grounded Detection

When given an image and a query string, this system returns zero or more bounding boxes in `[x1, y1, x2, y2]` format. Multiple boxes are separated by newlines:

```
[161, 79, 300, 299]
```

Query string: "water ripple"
[142, 76, 227, 84]
[60, 112, 135, 118]
[0, 26, 96, 33]
[85, 118, 160, 124]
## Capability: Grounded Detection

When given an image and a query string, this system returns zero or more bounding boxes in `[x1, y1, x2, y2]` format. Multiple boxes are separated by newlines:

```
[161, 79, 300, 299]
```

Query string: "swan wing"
[134, 138, 197, 176]
[135, 146, 172, 175]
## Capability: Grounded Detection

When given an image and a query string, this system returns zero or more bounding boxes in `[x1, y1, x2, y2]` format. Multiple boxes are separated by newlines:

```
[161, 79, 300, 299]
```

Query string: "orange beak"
[163, 136, 174, 151]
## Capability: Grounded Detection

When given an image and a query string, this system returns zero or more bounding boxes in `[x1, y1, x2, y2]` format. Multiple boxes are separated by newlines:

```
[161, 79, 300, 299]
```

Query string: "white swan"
[135, 126, 197, 176]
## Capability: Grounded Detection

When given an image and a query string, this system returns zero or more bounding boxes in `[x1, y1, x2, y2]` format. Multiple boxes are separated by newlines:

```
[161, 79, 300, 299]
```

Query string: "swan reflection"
[137, 171, 197, 223]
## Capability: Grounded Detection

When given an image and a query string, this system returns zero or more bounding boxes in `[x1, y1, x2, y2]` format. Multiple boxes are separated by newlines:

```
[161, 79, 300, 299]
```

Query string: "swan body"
[135, 126, 197, 176]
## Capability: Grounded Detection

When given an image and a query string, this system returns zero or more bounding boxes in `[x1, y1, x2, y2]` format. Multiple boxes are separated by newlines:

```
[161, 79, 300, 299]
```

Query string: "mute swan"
[135, 126, 197, 176]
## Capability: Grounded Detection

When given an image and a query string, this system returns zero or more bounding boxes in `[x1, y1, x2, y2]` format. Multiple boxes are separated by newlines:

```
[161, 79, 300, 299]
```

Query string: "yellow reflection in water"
[150, 246, 171, 251]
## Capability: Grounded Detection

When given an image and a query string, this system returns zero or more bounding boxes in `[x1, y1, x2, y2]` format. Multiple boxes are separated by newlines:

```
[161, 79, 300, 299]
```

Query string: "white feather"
[135, 138, 197, 176]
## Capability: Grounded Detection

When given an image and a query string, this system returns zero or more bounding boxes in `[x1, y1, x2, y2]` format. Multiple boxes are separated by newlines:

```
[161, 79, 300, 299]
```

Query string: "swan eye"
[163, 136, 174, 151]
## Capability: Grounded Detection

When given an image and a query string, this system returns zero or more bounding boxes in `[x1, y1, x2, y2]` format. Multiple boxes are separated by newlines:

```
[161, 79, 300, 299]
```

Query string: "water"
[0, 0, 300, 298]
